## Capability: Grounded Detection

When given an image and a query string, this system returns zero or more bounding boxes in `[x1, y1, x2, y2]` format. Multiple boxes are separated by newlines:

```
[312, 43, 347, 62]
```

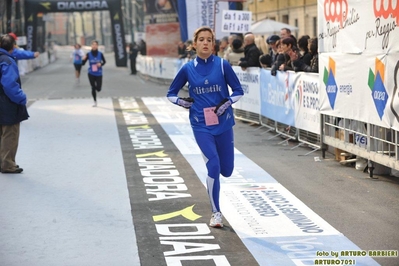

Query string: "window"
[313, 17, 317, 37]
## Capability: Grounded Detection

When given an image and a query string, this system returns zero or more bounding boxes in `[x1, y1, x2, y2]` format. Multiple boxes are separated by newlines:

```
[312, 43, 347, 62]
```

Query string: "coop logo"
[368, 58, 388, 120]
[320, 0, 359, 48]
[323, 57, 338, 109]
[365, 0, 397, 49]
[324, 0, 348, 28]
[57, 0, 109, 10]
[374, 0, 399, 25]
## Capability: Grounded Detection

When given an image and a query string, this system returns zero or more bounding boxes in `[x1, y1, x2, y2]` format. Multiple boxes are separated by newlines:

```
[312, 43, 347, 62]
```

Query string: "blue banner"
[260, 69, 296, 126]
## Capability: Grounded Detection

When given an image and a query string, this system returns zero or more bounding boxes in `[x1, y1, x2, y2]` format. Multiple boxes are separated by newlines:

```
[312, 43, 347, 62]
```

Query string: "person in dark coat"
[238, 33, 261, 70]
[0, 34, 29, 174]
[129, 42, 139, 75]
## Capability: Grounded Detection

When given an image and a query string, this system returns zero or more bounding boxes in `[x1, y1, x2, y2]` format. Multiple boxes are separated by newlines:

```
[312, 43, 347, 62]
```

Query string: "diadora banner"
[24, 0, 127, 67]
[318, 0, 399, 130]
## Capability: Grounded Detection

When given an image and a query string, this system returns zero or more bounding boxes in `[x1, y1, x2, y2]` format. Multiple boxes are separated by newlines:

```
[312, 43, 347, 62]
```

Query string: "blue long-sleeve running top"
[167, 54, 244, 135]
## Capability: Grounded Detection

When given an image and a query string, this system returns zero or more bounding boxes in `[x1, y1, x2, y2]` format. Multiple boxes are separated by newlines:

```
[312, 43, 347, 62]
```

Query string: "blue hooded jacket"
[0, 48, 29, 125]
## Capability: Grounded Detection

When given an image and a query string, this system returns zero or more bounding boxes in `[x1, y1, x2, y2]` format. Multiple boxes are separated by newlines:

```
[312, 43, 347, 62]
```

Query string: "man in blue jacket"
[0, 34, 29, 173]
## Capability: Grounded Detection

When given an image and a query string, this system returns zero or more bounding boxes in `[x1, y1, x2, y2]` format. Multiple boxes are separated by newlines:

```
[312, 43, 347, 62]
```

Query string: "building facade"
[245, 0, 318, 38]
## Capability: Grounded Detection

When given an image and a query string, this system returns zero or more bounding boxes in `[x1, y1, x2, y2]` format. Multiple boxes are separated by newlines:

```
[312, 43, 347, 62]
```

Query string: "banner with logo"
[178, 0, 229, 41]
[294, 73, 320, 135]
[319, 53, 391, 128]
[386, 54, 399, 130]
[260, 69, 296, 126]
[24, 0, 127, 67]
[318, 0, 399, 54]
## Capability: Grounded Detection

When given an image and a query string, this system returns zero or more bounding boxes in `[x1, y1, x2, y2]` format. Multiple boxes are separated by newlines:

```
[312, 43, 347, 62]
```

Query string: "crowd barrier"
[137, 55, 399, 177]
[17, 46, 58, 76]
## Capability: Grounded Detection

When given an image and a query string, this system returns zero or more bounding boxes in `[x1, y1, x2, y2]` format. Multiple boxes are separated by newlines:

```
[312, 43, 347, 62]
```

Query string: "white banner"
[232, 66, 261, 115]
[221, 10, 252, 33]
[318, 0, 399, 54]
[294, 73, 320, 134]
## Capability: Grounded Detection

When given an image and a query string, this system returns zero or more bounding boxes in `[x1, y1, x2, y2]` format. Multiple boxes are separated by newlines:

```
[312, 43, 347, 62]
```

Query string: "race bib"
[91, 64, 98, 72]
[204, 107, 219, 126]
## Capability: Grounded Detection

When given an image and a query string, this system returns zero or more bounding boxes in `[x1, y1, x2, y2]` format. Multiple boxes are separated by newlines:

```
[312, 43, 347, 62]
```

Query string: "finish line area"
[0, 97, 381, 265]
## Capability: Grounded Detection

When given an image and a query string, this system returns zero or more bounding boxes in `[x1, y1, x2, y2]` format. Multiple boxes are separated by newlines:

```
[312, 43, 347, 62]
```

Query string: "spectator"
[9, 33, 39, 61]
[293, 37, 319, 73]
[279, 37, 300, 72]
[217, 36, 229, 58]
[129, 42, 139, 75]
[0, 34, 29, 174]
[260, 34, 280, 68]
[297, 35, 312, 66]
[225, 39, 244, 66]
[270, 39, 285, 75]
[280, 28, 291, 39]
[223, 34, 238, 60]
[239, 32, 261, 69]
[138, 39, 147, 55]
[177, 41, 187, 59]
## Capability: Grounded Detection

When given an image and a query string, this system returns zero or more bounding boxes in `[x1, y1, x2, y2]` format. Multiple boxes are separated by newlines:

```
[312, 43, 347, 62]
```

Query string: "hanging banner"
[319, 53, 391, 128]
[144, 0, 181, 56]
[221, 10, 252, 33]
[24, 0, 128, 67]
[318, 0, 399, 54]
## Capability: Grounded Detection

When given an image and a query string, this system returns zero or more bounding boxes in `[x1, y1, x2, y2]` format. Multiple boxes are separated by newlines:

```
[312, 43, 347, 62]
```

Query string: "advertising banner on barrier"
[294, 73, 320, 134]
[260, 69, 295, 126]
[387, 54, 399, 130]
[319, 53, 391, 128]
[318, 0, 399, 54]
[232, 67, 261, 114]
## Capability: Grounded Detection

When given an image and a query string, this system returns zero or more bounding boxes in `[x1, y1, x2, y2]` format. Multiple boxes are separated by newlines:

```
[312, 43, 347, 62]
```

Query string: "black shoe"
[0, 165, 19, 172]
[1, 167, 23, 174]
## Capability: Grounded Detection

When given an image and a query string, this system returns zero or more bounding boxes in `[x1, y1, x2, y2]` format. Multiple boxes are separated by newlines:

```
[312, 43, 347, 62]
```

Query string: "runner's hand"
[214, 98, 232, 116]
[177, 97, 194, 109]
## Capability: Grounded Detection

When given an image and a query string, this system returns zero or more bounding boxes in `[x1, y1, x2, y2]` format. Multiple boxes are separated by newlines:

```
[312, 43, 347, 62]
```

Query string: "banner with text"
[232, 67, 261, 114]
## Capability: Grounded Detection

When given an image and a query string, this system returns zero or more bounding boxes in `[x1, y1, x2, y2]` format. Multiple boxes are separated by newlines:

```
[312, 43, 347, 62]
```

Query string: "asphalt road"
[14, 47, 399, 266]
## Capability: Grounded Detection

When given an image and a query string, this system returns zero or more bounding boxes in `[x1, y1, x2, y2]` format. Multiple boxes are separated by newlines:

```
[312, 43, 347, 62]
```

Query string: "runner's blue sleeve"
[12, 48, 35, 60]
[167, 64, 189, 104]
[222, 60, 243, 103]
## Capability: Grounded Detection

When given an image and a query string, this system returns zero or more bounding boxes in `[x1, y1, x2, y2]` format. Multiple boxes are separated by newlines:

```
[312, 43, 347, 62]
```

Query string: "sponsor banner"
[109, 6, 128, 67]
[232, 66, 261, 115]
[319, 53, 391, 128]
[294, 73, 320, 134]
[220, 183, 340, 238]
[221, 10, 252, 33]
[318, 0, 399, 54]
[260, 69, 295, 126]
[184, 0, 229, 39]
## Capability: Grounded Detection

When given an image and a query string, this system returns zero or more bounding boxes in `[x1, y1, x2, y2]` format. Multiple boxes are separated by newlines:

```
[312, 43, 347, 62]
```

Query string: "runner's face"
[194, 31, 213, 59]
[92, 42, 98, 50]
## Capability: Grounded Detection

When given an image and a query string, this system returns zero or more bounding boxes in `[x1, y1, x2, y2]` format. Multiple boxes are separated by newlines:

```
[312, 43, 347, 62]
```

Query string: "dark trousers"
[0, 123, 20, 171]
[130, 58, 137, 74]
[88, 74, 102, 101]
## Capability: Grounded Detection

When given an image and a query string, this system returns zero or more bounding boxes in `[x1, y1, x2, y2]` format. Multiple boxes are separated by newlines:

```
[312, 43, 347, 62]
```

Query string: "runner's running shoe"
[209, 212, 223, 228]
